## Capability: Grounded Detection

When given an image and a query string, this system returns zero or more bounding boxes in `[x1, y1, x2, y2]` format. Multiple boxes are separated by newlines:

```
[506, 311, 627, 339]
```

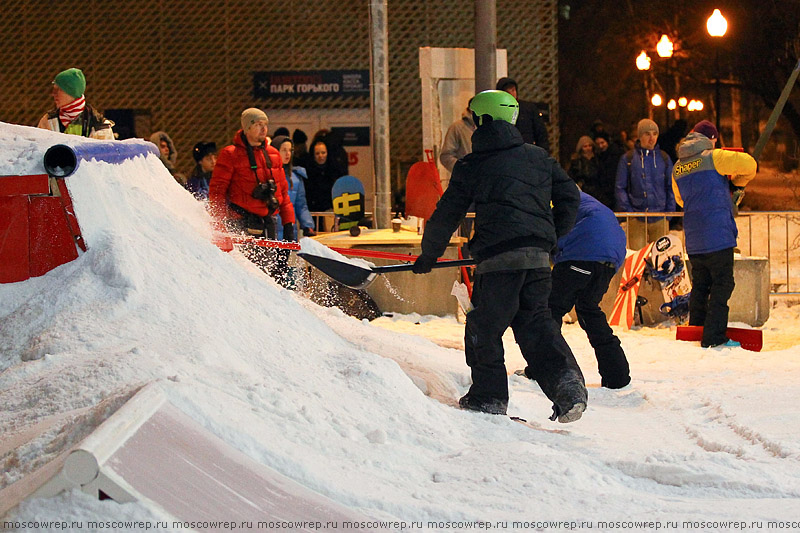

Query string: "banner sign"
[331, 127, 370, 146]
[254, 70, 370, 98]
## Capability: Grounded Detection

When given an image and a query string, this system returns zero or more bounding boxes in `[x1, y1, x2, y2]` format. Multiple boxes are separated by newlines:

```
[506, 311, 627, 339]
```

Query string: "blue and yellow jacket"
[671, 133, 756, 255]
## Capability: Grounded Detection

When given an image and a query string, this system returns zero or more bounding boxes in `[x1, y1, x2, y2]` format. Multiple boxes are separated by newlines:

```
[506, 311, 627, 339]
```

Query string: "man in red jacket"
[210, 108, 295, 240]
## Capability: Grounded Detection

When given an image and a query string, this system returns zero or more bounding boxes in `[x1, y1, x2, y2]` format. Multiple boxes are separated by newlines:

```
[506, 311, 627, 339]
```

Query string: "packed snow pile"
[2, 121, 800, 531]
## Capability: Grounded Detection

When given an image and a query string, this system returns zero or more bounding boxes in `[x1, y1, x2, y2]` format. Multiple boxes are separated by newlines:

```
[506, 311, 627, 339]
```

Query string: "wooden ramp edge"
[0, 383, 374, 532]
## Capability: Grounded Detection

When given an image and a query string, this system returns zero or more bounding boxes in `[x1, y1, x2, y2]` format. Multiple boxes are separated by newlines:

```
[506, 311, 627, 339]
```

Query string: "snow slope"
[2, 122, 800, 532]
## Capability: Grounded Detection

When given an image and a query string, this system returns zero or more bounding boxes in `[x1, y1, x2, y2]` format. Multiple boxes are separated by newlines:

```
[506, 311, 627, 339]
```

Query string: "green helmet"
[469, 90, 519, 126]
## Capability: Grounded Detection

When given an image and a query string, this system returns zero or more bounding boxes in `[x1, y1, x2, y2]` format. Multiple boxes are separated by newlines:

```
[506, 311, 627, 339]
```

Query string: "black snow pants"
[549, 261, 630, 388]
[464, 268, 584, 406]
[688, 247, 735, 347]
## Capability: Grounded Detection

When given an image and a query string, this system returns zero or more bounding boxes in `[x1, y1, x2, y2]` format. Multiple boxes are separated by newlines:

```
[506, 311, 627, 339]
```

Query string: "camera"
[252, 179, 279, 211]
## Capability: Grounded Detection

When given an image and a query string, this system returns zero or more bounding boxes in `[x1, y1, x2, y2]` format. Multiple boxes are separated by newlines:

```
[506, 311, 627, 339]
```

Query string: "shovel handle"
[371, 258, 475, 274]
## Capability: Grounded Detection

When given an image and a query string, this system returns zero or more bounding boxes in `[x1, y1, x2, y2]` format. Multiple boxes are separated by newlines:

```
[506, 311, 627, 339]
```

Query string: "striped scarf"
[58, 96, 85, 127]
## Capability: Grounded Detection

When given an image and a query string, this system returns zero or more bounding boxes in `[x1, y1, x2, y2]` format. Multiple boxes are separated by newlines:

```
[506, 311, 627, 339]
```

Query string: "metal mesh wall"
[0, 0, 557, 177]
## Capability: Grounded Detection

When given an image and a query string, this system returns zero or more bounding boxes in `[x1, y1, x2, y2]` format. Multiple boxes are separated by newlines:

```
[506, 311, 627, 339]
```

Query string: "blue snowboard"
[331, 175, 365, 231]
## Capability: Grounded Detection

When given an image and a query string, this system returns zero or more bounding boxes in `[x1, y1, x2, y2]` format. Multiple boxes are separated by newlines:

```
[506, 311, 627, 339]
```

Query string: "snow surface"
[2, 121, 800, 532]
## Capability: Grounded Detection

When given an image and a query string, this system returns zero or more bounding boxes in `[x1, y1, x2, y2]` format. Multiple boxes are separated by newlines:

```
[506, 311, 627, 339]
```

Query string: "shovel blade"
[298, 252, 377, 289]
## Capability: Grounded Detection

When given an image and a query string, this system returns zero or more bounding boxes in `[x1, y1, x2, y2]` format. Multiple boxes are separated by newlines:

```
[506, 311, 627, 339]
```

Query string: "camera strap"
[240, 130, 273, 184]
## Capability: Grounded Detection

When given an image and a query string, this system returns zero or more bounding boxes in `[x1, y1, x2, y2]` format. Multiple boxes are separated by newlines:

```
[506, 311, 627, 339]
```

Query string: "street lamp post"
[656, 34, 674, 127]
[707, 9, 728, 136]
[636, 50, 652, 118]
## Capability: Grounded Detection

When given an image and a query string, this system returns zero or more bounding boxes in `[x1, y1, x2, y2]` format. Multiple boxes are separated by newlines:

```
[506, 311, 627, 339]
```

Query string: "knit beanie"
[270, 135, 291, 149]
[691, 119, 718, 140]
[575, 135, 595, 153]
[54, 68, 86, 98]
[594, 131, 610, 143]
[241, 108, 268, 130]
[292, 129, 308, 144]
[192, 141, 217, 162]
[637, 118, 659, 138]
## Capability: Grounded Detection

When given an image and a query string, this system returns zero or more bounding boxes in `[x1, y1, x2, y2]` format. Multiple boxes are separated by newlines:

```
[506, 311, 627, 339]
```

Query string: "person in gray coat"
[440, 99, 476, 174]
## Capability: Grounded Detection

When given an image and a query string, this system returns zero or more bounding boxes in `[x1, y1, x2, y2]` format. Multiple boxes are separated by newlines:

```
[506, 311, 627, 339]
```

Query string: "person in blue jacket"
[672, 120, 756, 348]
[549, 192, 630, 388]
[270, 135, 316, 240]
[615, 118, 675, 250]
[186, 141, 217, 200]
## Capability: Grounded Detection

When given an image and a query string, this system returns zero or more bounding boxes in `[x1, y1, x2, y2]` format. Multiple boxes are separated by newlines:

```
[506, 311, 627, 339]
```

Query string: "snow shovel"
[297, 252, 475, 290]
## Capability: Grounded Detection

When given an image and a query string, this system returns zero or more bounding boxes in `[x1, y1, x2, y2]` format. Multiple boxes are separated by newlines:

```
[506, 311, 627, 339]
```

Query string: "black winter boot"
[458, 394, 508, 415]
[548, 374, 588, 423]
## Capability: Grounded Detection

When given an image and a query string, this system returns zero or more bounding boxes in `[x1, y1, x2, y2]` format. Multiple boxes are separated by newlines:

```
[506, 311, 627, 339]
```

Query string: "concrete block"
[362, 244, 460, 316]
[728, 257, 770, 327]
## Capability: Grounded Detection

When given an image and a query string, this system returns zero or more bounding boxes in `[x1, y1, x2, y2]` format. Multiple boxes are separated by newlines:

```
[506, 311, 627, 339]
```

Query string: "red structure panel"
[28, 196, 78, 277]
[0, 174, 50, 196]
[0, 196, 31, 283]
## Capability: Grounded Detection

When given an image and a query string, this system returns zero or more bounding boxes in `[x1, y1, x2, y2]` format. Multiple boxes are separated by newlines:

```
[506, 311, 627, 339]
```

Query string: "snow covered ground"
[2, 121, 800, 532]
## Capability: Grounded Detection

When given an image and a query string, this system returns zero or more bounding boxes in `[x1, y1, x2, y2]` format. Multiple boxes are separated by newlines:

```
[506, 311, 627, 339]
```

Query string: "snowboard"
[609, 242, 655, 329]
[648, 232, 692, 322]
[676, 325, 763, 352]
[510, 416, 570, 434]
[405, 161, 442, 220]
[331, 175, 365, 231]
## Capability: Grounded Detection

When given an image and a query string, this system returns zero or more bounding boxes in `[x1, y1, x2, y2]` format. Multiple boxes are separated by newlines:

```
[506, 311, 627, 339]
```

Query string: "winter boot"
[702, 339, 741, 349]
[548, 376, 588, 423]
[601, 375, 631, 389]
[458, 394, 508, 415]
[514, 368, 534, 380]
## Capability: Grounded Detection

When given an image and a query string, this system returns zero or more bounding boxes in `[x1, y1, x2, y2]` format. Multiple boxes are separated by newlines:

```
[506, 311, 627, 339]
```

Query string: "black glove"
[282, 223, 295, 242]
[412, 254, 437, 274]
[302, 227, 316, 237]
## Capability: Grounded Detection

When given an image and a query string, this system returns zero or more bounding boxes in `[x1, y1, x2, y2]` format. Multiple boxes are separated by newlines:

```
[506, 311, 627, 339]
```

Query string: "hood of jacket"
[149, 131, 177, 166]
[471, 119, 525, 153]
[233, 129, 256, 148]
[677, 132, 714, 159]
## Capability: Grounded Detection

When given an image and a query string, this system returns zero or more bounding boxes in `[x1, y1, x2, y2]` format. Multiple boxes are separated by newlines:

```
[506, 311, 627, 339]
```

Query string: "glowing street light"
[636, 51, 651, 71]
[706, 9, 728, 37]
[687, 100, 705, 112]
[667, 99, 677, 110]
[678, 97, 688, 107]
[651, 94, 663, 106]
[656, 34, 674, 58]
[707, 9, 728, 133]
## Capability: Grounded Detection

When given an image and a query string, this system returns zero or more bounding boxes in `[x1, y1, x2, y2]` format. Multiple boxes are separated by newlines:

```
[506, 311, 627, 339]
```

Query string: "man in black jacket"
[412, 90, 586, 423]
[496, 77, 550, 153]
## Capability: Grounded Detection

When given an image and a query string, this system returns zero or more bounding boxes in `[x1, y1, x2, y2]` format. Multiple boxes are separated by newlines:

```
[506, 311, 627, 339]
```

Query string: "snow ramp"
[0, 123, 484, 526]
